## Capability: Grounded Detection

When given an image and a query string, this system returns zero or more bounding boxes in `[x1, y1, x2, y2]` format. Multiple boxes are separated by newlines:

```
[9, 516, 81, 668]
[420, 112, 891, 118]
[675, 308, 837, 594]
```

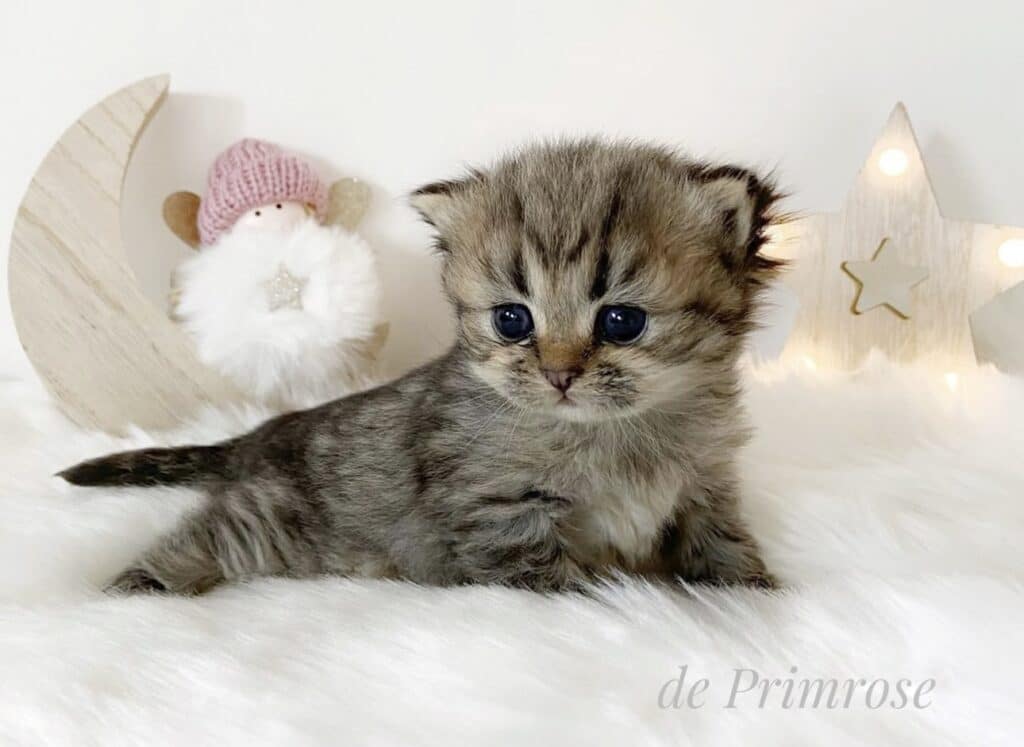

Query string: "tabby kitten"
[61, 139, 782, 595]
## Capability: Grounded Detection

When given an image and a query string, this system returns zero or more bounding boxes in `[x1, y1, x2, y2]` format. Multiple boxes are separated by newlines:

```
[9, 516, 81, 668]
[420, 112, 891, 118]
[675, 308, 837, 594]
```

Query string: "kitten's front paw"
[104, 567, 167, 595]
[707, 562, 780, 591]
[745, 570, 780, 590]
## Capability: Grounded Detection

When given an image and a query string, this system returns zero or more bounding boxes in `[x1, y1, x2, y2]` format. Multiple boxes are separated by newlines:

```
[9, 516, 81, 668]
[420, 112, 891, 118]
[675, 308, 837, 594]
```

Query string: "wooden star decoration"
[841, 238, 929, 317]
[969, 279, 1024, 374]
[770, 103, 1024, 371]
[264, 264, 306, 311]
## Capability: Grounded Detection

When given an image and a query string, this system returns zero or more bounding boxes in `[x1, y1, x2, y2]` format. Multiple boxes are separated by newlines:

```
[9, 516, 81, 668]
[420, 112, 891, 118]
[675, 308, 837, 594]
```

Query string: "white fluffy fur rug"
[1, 357, 1021, 745]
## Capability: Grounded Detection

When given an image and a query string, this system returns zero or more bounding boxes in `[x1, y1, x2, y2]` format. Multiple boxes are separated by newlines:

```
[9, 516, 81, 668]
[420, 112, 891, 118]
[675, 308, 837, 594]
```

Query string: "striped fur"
[62, 140, 781, 595]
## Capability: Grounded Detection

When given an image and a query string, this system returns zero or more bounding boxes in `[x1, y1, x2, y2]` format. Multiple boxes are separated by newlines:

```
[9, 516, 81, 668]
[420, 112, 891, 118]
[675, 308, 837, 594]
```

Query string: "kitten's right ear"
[409, 171, 482, 235]
[693, 166, 784, 281]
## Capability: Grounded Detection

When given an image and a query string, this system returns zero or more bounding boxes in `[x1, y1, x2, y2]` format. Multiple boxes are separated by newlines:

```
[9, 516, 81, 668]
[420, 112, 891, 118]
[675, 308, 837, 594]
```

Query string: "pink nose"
[543, 368, 579, 393]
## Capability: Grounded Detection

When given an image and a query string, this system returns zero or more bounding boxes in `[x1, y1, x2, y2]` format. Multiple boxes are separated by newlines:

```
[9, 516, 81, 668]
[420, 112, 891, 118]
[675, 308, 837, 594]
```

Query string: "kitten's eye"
[254, 210, 262, 217]
[597, 306, 647, 344]
[492, 304, 534, 342]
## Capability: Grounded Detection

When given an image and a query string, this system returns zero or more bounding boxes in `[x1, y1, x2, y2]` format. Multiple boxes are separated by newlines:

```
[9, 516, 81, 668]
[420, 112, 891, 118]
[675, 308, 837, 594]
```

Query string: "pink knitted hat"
[197, 139, 328, 245]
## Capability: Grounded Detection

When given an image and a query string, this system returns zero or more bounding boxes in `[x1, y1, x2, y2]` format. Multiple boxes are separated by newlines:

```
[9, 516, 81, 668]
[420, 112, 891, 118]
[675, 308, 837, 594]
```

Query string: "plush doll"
[162, 139, 388, 409]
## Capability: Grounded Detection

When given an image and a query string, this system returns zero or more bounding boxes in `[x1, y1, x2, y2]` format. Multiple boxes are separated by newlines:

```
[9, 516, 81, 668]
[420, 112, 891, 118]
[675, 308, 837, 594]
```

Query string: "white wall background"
[2, 0, 1023, 382]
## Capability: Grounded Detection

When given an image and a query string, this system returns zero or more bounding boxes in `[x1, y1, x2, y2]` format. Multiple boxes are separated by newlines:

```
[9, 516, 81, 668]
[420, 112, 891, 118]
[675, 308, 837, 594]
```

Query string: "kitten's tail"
[58, 444, 232, 487]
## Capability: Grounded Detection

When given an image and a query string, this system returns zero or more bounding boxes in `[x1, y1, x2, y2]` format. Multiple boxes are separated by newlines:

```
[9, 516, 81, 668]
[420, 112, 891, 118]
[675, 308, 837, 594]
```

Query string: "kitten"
[61, 139, 782, 595]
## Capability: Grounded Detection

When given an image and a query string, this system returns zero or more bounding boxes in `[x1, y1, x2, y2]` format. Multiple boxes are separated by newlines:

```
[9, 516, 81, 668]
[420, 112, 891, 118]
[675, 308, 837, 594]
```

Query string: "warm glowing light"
[998, 238, 1024, 268]
[878, 148, 909, 177]
[801, 356, 817, 372]
[944, 372, 959, 392]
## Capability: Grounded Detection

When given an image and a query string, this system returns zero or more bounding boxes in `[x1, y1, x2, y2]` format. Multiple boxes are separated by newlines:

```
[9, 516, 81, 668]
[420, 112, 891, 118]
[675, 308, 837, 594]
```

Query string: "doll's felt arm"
[163, 191, 202, 249]
[326, 178, 371, 230]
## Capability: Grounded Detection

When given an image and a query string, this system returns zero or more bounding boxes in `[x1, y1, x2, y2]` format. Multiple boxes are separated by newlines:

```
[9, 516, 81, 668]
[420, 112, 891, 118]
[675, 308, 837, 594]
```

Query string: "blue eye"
[597, 306, 647, 344]
[492, 304, 534, 342]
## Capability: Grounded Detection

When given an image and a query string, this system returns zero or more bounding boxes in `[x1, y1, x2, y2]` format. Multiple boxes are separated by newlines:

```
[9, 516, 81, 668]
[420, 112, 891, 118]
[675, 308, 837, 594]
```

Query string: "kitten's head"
[412, 140, 783, 422]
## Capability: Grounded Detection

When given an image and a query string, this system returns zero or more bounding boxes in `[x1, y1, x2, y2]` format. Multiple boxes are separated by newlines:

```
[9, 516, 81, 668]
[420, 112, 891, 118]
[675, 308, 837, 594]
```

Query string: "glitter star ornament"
[841, 239, 929, 317]
[771, 103, 1024, 371]
[264, 263, 307, 311]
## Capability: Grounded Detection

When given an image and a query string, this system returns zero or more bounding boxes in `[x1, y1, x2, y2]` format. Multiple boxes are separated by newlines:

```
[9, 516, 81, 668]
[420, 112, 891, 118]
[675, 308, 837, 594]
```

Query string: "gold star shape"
[841, 238, 928, 318]
[768, 103, 1024, 370]
[263, 263, 306, 311]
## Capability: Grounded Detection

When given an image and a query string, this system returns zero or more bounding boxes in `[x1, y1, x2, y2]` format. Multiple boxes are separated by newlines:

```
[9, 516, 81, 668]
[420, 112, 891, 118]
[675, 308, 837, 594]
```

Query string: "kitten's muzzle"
[542, 367, 580, 393]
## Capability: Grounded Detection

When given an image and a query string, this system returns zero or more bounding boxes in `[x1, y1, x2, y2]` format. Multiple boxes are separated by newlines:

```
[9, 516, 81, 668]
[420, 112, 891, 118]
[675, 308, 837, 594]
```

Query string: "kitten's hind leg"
[106, 567, 171, 594]
[106, 507, 226, 595]
[105, 484, 321, 595]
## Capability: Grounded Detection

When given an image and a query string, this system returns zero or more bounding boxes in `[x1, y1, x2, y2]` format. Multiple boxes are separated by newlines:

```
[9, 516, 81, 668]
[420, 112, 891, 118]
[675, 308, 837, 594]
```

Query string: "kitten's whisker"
[503, 404, 528, 456]
[458, 391, 502, 409]
[462, 400, 514, 449]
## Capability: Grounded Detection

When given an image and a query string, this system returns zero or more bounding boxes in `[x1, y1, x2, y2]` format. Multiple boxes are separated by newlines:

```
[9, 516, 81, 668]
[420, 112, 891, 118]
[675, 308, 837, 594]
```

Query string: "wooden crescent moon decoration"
[8, 75, 242, 434]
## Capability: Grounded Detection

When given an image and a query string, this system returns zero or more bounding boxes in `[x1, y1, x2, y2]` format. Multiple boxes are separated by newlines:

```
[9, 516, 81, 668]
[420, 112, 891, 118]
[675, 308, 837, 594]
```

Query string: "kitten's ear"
[409, 171, 483, 236]
[698, 167, 784, 278]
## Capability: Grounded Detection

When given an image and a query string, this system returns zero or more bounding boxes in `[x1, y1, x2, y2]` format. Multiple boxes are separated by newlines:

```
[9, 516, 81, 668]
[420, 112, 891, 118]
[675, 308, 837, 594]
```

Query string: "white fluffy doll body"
[175, 217, 384, 409]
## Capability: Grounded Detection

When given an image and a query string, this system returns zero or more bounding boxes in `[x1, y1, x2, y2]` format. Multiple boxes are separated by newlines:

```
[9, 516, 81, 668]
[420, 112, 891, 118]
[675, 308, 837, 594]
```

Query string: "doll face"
[234, 201, 312, 232]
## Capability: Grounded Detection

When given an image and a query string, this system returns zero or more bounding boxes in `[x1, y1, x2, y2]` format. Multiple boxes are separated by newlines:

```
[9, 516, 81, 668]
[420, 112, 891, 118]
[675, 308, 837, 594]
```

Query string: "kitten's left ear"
[409, 170, 483, 236]
[699, 167, 784, 278]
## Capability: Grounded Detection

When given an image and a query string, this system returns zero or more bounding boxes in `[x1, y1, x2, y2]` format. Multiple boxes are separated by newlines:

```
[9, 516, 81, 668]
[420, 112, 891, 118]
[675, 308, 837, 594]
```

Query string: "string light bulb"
[997, 238, 1024, 268]
[878, 148, 909, 177]
[944, 372, 959, 392]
